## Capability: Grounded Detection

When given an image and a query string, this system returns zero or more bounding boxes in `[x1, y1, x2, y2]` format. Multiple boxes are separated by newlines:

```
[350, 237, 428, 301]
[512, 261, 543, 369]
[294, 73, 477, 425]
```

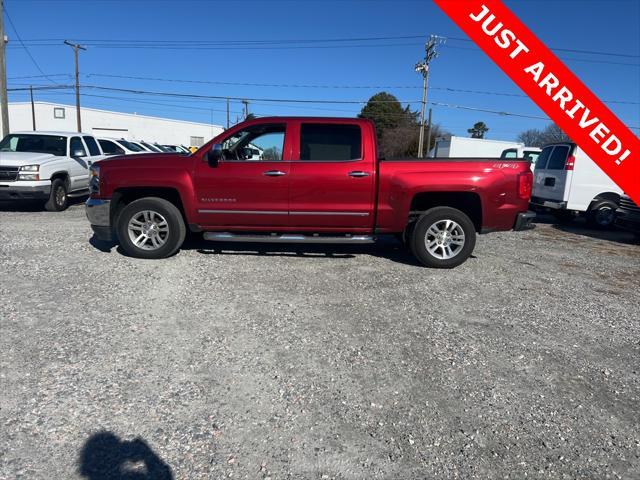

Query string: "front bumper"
[86, 198, 113, 241]
[0, 183, 51, 201]
[514, 211, 536, 231]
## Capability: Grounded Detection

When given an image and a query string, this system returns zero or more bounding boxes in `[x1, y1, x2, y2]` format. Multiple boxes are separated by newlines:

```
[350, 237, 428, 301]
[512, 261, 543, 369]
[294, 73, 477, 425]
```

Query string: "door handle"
[263, 170, 286, 177]
[348, 171, 370, 178]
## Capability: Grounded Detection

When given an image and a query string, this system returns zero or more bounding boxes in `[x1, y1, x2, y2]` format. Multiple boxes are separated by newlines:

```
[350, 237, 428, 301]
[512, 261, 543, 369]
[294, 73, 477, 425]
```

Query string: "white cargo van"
[530, 142, 622, 228]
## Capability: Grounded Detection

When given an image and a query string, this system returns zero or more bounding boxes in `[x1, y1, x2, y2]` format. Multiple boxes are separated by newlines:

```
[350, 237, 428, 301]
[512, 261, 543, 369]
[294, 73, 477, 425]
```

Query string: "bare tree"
[517, 124, 571, 147]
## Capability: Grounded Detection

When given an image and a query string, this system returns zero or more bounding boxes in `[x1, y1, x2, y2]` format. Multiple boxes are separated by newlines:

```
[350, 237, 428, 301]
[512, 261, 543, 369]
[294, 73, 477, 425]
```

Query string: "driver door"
[193, 123, 292, 228]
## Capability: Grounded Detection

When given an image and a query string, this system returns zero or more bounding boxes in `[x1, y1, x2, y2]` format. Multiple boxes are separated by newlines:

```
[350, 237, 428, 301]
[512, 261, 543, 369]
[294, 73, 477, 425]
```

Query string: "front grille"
[619, 196, 640, 214]
[0, 166, 19, 182]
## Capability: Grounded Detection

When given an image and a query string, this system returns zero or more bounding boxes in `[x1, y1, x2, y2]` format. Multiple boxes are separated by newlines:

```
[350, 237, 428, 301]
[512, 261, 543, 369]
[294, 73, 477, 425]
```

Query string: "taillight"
[565, 155, 575, 170]
[518, 171, 533, 200]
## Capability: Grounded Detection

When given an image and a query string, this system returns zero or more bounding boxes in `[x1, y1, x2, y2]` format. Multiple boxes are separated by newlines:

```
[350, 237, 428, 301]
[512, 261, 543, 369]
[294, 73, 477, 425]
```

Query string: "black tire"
[44, 178, 68, 211]
[410, 207, 476, 269]
[116, 197, 186, 259]
[586, 199, 618, 229]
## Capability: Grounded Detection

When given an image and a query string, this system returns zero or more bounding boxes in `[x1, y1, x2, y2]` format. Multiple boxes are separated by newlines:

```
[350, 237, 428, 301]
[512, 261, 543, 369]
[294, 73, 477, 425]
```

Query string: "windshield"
[0, 134, 67, 156]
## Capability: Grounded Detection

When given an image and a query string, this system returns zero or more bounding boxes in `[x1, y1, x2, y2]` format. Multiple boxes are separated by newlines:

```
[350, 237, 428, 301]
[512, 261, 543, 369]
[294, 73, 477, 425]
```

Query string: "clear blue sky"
[4, 0, 640, 141]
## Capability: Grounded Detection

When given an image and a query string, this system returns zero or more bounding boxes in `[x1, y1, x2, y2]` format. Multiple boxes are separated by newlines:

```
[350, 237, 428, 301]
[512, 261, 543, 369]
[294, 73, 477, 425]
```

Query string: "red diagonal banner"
[434, 0, 640, 205]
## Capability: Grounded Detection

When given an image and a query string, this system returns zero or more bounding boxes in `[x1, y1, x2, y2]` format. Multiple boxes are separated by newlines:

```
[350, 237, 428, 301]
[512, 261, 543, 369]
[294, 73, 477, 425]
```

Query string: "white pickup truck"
[0, 131, 105, 211]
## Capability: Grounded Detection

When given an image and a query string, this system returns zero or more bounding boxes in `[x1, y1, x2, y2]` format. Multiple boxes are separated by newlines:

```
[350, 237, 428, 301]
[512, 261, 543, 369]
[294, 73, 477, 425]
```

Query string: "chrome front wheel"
[127, 210, 170, 251]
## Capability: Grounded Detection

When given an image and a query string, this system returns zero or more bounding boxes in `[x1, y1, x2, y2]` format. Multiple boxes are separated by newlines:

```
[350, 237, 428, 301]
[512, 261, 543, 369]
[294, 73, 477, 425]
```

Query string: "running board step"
[67, 189, 90, 198]
[203, 232, 375, 244]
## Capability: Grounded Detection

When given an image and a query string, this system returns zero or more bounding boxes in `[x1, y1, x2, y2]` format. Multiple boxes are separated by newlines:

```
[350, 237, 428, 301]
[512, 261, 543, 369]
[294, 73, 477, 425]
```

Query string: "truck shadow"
[186, 234, 425, 266]
[79, 431, 173, 479]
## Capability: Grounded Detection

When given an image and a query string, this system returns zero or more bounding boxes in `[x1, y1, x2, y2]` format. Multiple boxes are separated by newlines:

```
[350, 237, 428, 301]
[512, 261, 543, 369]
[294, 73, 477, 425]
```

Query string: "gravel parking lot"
[1, 201, 639, 479]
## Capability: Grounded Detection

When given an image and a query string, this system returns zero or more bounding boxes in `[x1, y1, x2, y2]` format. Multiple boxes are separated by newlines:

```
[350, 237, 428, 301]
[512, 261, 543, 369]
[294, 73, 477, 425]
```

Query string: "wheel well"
[590, 192, 620, 209]
[111, 187, 186, 224]
[50, 171, 69, 186]
[409, 191, 482, 232]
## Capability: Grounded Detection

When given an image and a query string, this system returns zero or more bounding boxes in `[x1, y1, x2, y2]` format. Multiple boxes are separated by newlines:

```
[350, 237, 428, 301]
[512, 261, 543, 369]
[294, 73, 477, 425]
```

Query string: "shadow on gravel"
[0, 197, 86, 212]
[187, 234, 425, 267]
[79, 432, 173, 480]
[89, 235, 117, 253]
[534, 214, 639, 245]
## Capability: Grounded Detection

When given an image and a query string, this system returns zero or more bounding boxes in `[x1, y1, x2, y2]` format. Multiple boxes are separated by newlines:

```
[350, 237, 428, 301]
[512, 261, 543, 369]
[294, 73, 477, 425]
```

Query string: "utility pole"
[30, 85, 36, 130]
[425, 108, 433, 157]
[226, 98, 230, 129]
[64, 40, 86, 132]
[241, 99, 249, 120]
[0, 0, 10, 137]
[415, 35, 444, 158]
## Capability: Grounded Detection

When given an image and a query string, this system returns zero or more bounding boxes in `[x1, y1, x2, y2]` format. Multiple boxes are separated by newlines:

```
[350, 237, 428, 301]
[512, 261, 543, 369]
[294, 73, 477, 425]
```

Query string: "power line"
[82, 73, 640, 105]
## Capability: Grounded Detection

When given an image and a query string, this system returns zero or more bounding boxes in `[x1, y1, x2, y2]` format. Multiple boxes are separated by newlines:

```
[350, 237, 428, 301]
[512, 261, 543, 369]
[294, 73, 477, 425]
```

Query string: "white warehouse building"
[2, 102, 224, 147]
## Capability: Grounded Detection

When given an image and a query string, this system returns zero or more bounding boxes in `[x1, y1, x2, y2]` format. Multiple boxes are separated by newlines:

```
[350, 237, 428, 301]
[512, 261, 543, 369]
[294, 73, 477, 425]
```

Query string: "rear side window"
[547, 145, 570, 170]
[535, 146, 553, 169]
[501, 149, 518, 159]
[83, 136, 101, 156]
[524, 151, 539, 162]
[300, 124, 361, 161]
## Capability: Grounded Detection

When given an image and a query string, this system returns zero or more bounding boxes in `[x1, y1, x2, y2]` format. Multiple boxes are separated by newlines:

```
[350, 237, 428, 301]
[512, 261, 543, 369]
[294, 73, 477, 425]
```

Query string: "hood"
[0, 151, 59, 167]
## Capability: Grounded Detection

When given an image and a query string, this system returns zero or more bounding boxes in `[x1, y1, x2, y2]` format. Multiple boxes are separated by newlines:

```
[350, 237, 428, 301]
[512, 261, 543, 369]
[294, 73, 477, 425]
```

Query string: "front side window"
[300, 124, 361, 161]
[70, 137, 86, 157]
[221, 124, 286, 161]
[0, 134, 66, 156]
[118, 140, 144, 152]
[83, 136, 101, 156]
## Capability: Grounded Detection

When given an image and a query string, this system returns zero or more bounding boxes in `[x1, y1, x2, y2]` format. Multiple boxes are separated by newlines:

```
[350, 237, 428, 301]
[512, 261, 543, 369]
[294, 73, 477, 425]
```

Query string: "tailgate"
[532, 144, 573, 204]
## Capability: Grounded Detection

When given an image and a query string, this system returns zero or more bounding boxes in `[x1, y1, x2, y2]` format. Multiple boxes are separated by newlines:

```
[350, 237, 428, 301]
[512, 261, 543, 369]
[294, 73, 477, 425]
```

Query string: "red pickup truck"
[86, 117, 534, 268]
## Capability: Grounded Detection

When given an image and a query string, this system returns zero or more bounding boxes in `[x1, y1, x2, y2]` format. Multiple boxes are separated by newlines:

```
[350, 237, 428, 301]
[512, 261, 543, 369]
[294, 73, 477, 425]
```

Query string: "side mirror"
[206, 143, 223, 166]
[72, 148, 87, 158]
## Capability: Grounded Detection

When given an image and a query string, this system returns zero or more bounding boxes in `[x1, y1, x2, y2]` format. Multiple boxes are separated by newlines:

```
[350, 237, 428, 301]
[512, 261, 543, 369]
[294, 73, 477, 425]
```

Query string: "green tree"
[468, 121, 489, 139]
[358, 92, 416, 140]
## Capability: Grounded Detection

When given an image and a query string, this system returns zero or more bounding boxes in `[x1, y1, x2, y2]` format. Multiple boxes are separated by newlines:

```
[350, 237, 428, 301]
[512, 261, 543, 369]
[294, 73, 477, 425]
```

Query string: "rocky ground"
[1, 201, 639, 479]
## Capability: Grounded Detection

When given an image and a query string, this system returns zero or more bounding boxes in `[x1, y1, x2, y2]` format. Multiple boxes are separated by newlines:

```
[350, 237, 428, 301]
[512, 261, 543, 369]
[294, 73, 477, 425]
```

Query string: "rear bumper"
[86, 198, 114, 241]
[0, 183, 51, 201]
[513, 211, 536, 231]
[530, 196, 566, 210]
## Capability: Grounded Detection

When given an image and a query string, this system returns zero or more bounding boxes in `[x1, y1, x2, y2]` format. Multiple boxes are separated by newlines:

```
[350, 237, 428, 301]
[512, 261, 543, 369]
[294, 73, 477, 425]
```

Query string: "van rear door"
[532, 144, 574, 206]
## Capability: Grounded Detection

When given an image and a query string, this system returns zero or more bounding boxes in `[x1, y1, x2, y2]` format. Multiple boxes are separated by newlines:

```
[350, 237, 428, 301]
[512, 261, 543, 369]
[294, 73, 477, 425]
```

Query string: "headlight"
[89, 165, 100, 194]
[18, 165, 40, 181]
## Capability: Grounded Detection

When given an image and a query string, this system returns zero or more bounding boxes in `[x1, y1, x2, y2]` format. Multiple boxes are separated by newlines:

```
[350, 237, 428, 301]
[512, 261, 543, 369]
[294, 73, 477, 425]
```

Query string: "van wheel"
[116, 197, 186, 259]
[44, 178, 68, 211]
[410, 207, 476, 268]
[587, 199, 618, 229]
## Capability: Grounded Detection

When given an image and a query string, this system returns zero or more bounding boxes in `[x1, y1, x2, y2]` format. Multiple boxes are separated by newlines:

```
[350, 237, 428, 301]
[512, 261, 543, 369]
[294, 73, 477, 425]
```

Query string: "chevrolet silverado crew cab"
[0, 131, 105, 211]
[86, 117, 534, 268]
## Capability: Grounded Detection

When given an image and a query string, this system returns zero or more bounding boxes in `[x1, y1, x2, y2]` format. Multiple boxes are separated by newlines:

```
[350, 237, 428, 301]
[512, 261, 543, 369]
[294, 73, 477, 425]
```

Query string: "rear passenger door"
[288, 122, 375, 230]
[68, 136, 92, 191]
